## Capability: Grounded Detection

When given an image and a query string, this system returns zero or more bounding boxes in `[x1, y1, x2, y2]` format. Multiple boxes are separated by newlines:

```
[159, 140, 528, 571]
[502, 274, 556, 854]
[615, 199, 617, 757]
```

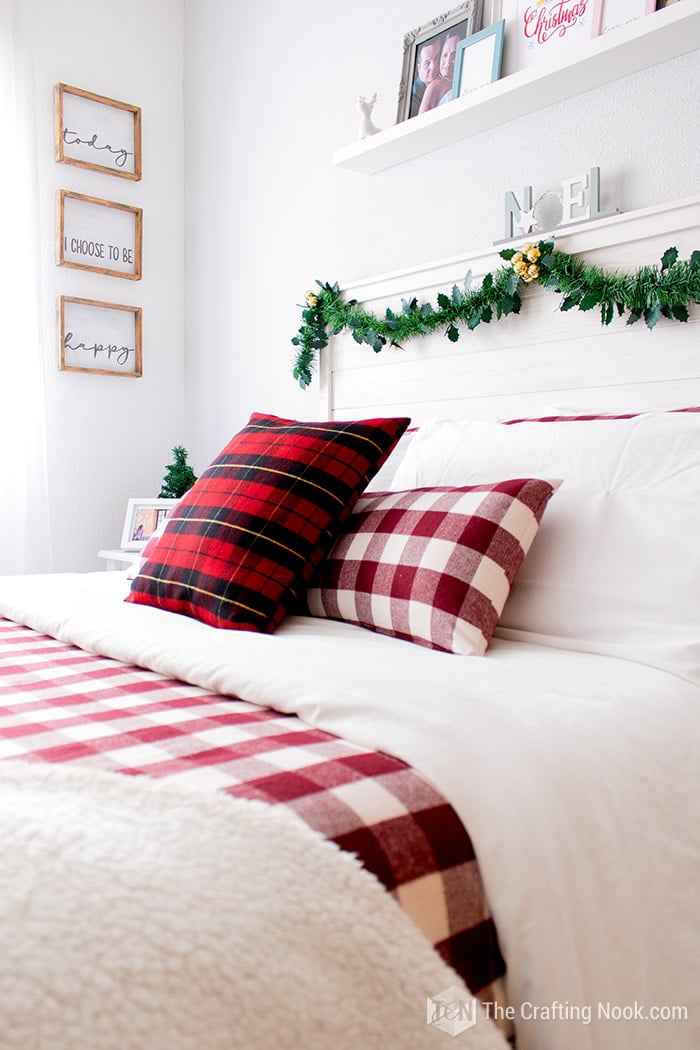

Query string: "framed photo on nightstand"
[120, 498, 178, 550]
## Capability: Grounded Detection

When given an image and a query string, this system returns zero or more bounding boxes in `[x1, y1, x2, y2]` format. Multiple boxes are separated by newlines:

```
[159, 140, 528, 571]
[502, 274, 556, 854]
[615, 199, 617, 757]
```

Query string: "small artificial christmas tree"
[159, 445, 197, 498]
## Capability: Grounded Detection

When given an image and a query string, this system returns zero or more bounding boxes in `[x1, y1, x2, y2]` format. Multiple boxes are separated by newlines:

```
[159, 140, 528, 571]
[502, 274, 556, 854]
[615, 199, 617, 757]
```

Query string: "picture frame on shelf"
[452, 19, 506, 98]
[57, 191, 143, 280]
[120, 499, 178, 551]
[58, 295, 142, 378]
[507, 0, 598, 73]
[396, 1, 483, 121]
[55, 83, 142, 180]
[591, 0, 656, 38]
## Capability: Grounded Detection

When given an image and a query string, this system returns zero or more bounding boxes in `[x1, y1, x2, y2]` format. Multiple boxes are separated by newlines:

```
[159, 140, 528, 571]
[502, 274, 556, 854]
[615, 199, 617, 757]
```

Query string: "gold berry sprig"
[509, 243, 542, 283]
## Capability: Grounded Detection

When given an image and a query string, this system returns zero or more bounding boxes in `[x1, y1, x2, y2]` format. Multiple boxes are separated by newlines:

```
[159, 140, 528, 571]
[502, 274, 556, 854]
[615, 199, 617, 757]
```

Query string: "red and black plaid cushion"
[307, 480, 557, 654]
[127, 413, 409, 631]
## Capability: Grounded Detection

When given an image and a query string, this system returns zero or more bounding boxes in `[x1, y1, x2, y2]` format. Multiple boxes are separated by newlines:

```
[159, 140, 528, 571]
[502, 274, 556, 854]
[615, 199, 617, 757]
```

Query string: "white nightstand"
[98, 548, 140, 571]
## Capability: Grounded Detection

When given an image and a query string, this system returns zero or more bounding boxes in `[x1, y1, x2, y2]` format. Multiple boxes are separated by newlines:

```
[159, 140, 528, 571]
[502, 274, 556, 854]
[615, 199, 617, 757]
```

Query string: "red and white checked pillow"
[306, 480, 558, 655]
[127, 413, 409, 632]
[387, 411, 700, 683]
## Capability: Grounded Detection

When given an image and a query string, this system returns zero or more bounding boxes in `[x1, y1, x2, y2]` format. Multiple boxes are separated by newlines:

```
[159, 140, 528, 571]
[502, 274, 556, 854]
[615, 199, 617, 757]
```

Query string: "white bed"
[0, 195, 698, 1050]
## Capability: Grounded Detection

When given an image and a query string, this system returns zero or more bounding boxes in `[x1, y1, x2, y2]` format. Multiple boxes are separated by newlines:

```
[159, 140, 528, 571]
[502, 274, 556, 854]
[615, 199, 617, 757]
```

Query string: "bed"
[1, 195, 698, 1050]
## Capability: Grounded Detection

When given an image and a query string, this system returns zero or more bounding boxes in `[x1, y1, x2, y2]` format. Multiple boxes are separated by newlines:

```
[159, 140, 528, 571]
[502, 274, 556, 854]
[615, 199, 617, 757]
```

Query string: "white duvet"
[1, 570, 698, 1050]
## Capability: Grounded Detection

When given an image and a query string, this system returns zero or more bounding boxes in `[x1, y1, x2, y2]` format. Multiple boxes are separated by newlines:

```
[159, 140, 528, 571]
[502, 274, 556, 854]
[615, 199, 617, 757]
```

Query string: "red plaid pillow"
[127, 413, 409, 631]
[306, 480, 558, 655]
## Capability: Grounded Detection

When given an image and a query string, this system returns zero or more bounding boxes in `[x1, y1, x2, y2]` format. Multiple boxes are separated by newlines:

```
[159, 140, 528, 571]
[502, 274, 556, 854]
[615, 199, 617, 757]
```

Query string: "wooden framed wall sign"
[55, 83, 142, 180]
[57, 191, 142, 279]
[59, 296, 142, 377]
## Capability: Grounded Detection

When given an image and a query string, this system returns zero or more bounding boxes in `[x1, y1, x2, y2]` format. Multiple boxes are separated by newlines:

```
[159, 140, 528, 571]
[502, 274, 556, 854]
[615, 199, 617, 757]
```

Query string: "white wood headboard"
[321, 196, 700, 422]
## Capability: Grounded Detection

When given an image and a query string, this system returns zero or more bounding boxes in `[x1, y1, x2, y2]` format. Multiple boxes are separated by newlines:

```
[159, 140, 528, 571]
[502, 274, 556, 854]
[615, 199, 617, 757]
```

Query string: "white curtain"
[0, 0, 51, 574]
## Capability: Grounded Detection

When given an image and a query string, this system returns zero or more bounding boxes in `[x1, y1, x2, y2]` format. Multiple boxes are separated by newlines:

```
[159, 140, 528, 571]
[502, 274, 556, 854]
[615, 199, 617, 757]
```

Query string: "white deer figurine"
[357, 94, 380, 140]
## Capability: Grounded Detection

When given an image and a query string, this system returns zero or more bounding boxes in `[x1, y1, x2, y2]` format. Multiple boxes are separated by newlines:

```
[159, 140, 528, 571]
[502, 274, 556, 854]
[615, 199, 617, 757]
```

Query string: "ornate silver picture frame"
[396, 2, 483, 122]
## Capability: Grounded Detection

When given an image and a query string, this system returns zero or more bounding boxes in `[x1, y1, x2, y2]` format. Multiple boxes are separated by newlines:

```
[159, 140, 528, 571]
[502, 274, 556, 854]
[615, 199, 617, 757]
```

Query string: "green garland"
[292, 239, 700, 389]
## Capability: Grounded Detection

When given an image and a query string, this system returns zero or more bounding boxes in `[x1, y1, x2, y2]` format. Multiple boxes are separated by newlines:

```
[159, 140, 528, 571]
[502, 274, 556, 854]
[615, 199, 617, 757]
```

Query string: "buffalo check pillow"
[127, 412, 409, 631]
[306, 480, 559, 655]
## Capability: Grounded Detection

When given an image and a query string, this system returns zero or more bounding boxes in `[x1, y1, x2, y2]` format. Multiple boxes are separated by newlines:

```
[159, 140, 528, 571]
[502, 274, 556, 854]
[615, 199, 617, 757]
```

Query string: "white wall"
[183, 0, 700, 468]
[19, 1, 699, 570]
[27, 0, 184, 571]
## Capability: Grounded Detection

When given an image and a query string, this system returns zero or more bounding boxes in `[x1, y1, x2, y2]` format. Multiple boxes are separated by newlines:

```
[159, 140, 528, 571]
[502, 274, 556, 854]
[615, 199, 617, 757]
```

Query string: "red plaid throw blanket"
[0, 618, 505, 996]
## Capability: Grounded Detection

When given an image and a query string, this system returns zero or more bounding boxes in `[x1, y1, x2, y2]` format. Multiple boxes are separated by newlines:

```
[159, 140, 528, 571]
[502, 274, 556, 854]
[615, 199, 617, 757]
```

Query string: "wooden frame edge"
[54, 82, 142, 181]
[56, 189, 143, 280]
[58, 294, 143, 378]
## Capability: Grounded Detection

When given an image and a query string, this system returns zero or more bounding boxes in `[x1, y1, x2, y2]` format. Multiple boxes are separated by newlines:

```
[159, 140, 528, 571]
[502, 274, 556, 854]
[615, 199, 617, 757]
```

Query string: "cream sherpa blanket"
[0, 760, 505, 1050]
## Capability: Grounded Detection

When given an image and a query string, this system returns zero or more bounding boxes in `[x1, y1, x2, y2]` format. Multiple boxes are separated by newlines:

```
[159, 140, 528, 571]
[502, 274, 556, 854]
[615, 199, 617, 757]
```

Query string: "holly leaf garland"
[661, 247, 678, 271]
[291, 242, 700, 389]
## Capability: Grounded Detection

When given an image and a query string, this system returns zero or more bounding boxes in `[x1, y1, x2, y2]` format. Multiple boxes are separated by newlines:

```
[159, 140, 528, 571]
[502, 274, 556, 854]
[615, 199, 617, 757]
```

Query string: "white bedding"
[1, 570, 698, 1050]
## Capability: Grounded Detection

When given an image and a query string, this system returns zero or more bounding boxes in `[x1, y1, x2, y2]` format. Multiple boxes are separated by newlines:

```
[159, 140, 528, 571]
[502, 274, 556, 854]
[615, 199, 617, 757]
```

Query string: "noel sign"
[498, 166, 618, 241]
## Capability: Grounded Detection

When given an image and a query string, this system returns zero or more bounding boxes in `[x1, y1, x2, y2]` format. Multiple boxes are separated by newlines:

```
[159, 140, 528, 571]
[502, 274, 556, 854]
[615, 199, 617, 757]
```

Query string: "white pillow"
[392, 411, 700, 685]
[365, 428, 415, 491]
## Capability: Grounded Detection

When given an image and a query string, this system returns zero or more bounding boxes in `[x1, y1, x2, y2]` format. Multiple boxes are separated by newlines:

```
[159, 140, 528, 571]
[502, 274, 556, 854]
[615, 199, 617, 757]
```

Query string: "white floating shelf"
[334, 1, 700, 175]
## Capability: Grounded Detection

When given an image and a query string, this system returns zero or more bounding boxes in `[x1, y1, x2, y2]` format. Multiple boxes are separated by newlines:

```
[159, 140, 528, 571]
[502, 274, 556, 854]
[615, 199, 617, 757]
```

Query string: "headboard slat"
[322, 195, 700, 422]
